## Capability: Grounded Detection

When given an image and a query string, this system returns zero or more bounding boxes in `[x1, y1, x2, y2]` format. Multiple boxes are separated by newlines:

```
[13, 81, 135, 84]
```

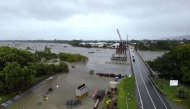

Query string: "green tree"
[34, 46, 58, 61]
[176, 44, 190, 81]
[59, 52, 88, 62]
[0, 62, 35, 90]
[147, 44, 190, 82]
[55, 62, 69, 73]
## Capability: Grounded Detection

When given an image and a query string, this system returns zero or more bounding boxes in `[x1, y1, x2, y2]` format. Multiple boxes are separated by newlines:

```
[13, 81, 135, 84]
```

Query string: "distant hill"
[160, 34, 190, 40]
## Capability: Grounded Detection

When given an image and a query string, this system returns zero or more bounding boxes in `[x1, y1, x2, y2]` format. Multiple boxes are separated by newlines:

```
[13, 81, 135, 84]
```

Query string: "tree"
[34, 46, 58, 61]
[147, 44, 190, 82]
[176, 44, 190, 81]
[59, 52, 88, 62]
[0, 46, 70, 92]
[55, 62, 69, 73]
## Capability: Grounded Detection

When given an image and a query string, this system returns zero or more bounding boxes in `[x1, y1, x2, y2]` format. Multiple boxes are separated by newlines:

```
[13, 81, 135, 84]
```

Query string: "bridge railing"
[136, 51, 168, 96]
[129, 50, 142, 109]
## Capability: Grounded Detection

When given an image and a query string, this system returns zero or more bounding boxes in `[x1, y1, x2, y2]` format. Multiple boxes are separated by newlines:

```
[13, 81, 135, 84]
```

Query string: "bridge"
[129, 47, 171, 109]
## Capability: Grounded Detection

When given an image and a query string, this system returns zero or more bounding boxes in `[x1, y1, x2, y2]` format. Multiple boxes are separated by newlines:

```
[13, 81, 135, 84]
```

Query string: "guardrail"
[136, 51, 168, 96]
[129, 49, 140, 109]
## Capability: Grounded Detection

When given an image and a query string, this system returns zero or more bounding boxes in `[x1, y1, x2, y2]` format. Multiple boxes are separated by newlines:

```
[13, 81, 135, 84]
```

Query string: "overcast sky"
[0, 0, 190, 40]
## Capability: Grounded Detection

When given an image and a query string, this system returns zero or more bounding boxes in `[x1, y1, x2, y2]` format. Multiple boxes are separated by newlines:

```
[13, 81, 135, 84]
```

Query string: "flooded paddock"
[1, 42, 132, 109]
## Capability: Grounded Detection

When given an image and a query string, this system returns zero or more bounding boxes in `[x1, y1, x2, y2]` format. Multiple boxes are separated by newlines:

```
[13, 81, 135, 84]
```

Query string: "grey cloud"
[1, 0, 189, 20]
[0, 0, 190, 40]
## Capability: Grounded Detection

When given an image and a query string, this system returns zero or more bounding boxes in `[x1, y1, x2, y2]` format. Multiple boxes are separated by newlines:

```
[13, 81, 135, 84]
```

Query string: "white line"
[134, 54, 157, 109]
[138, 59, 168, 109]
[130, 50, 143, 109]
[148, 76, 168, 109]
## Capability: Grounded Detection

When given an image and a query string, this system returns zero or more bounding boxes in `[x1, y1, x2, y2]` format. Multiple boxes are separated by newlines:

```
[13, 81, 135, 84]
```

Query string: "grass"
[0, 92, 18, 104]
[0, 75, 49, 104]
[102, 95, 110, 109]
[154, 78, 190, 109]
[117, 74, 137, 109]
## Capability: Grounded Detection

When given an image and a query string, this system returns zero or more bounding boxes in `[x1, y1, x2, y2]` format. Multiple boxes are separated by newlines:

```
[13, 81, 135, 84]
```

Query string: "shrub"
[89, 70, 94, 74]
[176, 86, 186, 99]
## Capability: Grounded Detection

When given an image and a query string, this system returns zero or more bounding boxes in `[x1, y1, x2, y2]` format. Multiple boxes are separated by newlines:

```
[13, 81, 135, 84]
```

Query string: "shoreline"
[0, 74, 58, 108]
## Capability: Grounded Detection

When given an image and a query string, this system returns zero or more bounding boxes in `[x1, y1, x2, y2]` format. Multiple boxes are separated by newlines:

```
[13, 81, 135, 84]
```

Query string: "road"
[130, 48, 171, 109]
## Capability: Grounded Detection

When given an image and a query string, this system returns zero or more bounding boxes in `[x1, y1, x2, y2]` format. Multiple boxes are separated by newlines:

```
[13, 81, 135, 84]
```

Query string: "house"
[88, 42, 96, 47]
[95, 42, 105, 47]
[79, 42, 86, 45]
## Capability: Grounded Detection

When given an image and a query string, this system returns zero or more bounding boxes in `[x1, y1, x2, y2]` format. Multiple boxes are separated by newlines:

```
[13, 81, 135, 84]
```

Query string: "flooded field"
[0, 42, 132, 109]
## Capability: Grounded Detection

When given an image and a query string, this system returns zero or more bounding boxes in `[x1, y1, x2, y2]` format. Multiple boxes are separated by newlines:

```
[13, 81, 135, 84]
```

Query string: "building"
[79, 42, 86, 45]
[110, 43, 120, 48]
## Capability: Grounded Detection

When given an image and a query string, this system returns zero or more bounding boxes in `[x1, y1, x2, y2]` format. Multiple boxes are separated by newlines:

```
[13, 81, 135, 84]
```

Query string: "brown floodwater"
[137, 50, 166, 61]
[1, 42, 132, 109]
[0, 43, 166, 109]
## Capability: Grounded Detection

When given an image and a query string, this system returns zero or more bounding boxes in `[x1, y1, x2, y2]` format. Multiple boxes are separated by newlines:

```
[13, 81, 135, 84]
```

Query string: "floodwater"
[0, 42, 166, 109]
[137, 50, 166, 61]
[0, 42, 132, 109]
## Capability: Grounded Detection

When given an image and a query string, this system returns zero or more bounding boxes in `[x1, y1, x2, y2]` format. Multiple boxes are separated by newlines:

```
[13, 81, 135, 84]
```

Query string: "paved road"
[130, 49, 171, 109]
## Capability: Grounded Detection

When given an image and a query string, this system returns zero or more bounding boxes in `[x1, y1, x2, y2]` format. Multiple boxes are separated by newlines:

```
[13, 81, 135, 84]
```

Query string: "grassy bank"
[118, 75, 137, 109]
[154, 78, 190, 109]
[0, 75, 49, 104]
[102, 75, 137, 109]
[102, 95, 110, 109]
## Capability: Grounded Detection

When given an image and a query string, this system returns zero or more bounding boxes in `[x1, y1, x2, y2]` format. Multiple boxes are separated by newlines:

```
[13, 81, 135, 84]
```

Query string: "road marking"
[138, 59, 168, 109]
[130, 50, 143, 109]
[134, 53, 157, 109]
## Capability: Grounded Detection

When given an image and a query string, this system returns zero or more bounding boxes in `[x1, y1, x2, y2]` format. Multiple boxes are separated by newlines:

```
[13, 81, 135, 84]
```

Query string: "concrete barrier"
[136, 51, 167, 96]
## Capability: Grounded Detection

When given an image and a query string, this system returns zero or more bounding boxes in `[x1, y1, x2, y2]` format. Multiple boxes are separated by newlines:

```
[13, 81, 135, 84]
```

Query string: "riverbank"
[0, 74, 58, 108]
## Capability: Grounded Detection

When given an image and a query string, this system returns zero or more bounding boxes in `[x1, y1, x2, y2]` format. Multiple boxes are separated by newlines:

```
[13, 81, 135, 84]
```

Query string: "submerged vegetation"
[59, 52, 88, 62]
[0, 45, 87, 97]
[89, 70, 94, 74]
[0, 46, 69, 93]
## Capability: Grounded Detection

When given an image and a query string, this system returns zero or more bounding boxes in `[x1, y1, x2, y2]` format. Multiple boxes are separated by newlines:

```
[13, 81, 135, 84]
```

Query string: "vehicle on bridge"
[133, 58, 135, 62]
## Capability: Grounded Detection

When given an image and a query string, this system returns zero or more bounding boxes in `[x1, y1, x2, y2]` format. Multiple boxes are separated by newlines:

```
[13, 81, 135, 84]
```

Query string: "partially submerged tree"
[0, 46, 69, 92]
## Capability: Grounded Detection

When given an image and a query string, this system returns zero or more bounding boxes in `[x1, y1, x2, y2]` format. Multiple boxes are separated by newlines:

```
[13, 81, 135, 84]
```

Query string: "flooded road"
[1, 42, 132, 109]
